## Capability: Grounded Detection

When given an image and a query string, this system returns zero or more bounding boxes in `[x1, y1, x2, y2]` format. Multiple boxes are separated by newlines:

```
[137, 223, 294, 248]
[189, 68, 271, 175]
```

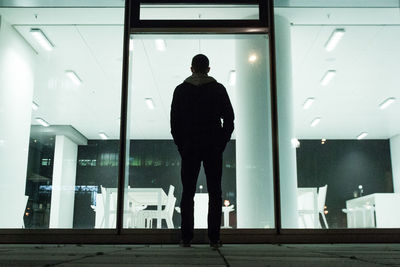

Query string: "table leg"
[157, 190, 162, 228]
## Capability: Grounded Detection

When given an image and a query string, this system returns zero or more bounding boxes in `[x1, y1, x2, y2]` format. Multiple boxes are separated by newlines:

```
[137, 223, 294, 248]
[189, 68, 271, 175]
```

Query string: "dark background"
[25, 138, 393, 229]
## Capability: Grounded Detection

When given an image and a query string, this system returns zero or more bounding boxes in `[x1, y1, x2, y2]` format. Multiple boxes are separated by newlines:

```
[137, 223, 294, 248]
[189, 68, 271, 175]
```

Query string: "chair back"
[317, 184, 328, 212]
[165, 185, 176, 217]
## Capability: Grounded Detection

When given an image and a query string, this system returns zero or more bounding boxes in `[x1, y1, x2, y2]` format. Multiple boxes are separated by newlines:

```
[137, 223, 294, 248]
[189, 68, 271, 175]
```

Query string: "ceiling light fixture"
[30, 28, 54, 51]
[320, 70, 336, 86]
[145, 98, 155, 110]
[32, 101, 39, 111]
[248, 54, 257, 63]
[65, 70, 82, 86]
[229, 70, 236, 86]
[325, 28, 345, 52]
[357, 132, 368, 140]
[310, 117, 321, 127]
[379, 97, 395, 109]
[155, 39, 166, 51]
[129, 38, 133, 51]
[36, 117, 50, 127]
[98, 132, 108, 140]
[303, 97, 315, 109]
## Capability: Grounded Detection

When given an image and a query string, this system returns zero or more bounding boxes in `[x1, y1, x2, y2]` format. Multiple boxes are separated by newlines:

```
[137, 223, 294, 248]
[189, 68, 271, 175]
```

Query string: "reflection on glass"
[124, 34, 274, 229]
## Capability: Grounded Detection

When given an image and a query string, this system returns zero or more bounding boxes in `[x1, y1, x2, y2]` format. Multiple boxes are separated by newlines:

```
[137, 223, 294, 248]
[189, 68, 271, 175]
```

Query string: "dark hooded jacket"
[170, 73, 235, 151]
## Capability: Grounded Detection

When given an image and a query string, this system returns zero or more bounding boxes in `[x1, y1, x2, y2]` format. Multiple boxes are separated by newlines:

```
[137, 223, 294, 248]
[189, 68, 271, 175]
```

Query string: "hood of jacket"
[184, 73, 216, 86]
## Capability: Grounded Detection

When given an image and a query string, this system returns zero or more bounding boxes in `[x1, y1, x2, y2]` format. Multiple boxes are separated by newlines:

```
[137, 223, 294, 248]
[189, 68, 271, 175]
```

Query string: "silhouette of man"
[170, 54, 234, 248]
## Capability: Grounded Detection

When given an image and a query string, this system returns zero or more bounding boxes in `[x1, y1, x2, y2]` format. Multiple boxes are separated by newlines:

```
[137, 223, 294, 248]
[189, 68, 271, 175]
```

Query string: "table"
[297, 187, 319, 228]
[345, 193, 400, 228]
[101, 187, 168, 228]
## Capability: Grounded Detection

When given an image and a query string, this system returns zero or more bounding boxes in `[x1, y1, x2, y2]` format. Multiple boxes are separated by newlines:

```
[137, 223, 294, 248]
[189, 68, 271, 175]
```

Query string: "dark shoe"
[179, 240, 191, 248]
[209, 240, 222, 249]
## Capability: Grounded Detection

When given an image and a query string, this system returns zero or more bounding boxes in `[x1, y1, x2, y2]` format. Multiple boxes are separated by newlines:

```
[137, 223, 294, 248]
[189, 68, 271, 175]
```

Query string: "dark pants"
[180, 146, 222, 243]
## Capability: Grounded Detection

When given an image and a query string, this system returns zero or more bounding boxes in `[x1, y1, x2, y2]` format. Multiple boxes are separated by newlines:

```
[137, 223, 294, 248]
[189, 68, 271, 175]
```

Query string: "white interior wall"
[390, 134, 400, 193]
[0, 17, 35, 228]
[235, 36, 275, 228]
[49, 135, 78, 228]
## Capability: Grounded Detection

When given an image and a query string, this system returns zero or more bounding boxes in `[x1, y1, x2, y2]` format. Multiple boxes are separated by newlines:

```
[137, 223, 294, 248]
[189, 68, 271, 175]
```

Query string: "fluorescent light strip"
[357, 132, 368, 140]
[291, 138, 300, 148]
[303, 97, 315, 109]
[32, 101, 39, 111]
[320, 70, 336, 86]
[229, 70, 236, 86]
[155, 39, 166, 51]
[379, 97, 395, 109]
[310, 117, 321, 127]
[99, 132, 108, 140]
[65, 70, 82, 85]
[145, 98, 155, 110]
[129, 38, 133, 51]
[36, 117, 50, 127]
[30, 28, 54, 51]
[325, 28, 345, 52]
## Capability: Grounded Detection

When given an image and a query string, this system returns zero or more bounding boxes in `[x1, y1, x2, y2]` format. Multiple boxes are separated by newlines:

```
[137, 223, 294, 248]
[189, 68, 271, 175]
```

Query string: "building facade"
[0, 0, 400, 243]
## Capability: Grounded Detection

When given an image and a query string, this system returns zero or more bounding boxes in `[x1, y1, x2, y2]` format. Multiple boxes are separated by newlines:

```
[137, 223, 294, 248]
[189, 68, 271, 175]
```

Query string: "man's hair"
[191, 54, 209, 74]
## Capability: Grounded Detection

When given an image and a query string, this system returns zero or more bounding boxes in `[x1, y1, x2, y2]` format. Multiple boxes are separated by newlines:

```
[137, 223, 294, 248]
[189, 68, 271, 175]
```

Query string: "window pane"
[124, 34, 274, 229]
[0, 4, 124, 228]
[275, 3, 400, 229]
[140, 4, 259, 20]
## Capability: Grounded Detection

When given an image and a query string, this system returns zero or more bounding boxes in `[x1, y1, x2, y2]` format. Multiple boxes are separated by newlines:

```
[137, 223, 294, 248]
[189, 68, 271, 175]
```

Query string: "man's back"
[171, 76, 234, 149]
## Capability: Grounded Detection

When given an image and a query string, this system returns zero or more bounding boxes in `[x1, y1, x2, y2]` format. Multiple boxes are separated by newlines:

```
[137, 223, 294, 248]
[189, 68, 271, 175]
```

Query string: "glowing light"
[248, 54, 257, 63]
[30, 28, 54, 51]
[36, 117, 50, 127]
[320, 70, 336, 86]
[310, 117, 321, 127]
[65, 70, 82, 86]
[325, 28, 345, 52]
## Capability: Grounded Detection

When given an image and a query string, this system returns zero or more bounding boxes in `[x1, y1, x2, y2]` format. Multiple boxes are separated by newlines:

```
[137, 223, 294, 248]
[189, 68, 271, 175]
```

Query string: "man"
[170, 54, 234, 248]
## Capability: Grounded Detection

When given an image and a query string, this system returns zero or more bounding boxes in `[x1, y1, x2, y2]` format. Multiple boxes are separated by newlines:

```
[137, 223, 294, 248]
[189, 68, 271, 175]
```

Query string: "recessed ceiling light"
[36, 117, 50, 127]
[310, 117, 321, 127]
[32, 101, 39, 111]
[30, 28, 54, 51]
[98, 132, 108, 140]
[320, 70, 336, 86]
[379, 97, 395, 109]
[357, 132, 368, 140]
[303, 98, 315, 109]
[325, 28, 345, 52]
[155, 39, 166, 51]
[248, 54, 257, 63]
[228, 70, 236, 86]
[145, 98, 155, 110]
[65, 70, 82, 86]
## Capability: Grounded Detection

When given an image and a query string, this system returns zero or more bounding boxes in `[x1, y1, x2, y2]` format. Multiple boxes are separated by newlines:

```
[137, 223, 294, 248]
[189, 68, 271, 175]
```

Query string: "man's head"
[191, 54, 210, 74]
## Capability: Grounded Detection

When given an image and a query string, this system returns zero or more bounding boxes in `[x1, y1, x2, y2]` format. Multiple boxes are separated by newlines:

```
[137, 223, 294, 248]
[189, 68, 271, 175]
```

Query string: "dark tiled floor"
[0, 244, 399, 266]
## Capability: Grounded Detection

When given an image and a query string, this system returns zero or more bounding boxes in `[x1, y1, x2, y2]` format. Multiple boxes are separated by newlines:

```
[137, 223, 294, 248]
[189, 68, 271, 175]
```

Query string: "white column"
[275, 15, 299, 228]
[49, 135, 78, 228]
[235, 36, 275, 228]
[390, 134, 400, 193]
[0, 18, 35, 228]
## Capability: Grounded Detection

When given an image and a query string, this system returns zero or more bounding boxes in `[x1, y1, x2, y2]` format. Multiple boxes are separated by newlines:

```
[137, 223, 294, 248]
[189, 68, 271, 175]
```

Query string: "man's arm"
[170, 87, 183, 148]
[220, 85, 235, 144]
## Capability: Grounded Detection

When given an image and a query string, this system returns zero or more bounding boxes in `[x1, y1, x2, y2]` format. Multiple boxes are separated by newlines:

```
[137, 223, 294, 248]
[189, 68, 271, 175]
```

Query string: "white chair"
[137, 185, 176, 229]
[318, 184, 329, 229]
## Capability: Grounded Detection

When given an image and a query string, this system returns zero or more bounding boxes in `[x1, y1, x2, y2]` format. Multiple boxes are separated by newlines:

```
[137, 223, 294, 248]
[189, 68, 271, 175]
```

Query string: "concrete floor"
[0, 244, 400, 266]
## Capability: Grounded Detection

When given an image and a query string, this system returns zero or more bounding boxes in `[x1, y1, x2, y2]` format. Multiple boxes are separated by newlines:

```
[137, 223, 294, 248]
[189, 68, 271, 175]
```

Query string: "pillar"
[275, 15, 299, 228]
[49, 135, 78, 228]
[0, 17, 35, 228]
[235, 35, 275, 228]
[390, 134, 400, 192]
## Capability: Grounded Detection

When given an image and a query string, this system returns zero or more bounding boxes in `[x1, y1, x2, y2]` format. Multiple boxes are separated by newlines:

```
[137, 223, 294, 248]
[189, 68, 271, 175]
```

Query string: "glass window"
[0, 2, 124, 228]
[140, 4, 259, 20]
[275, 1, 400, 229]
[124, 34, 275, 229]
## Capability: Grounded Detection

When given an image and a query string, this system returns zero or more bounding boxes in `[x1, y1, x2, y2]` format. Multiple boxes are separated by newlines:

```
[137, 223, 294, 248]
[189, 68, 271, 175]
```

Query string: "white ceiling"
[1, 6, 400, 140]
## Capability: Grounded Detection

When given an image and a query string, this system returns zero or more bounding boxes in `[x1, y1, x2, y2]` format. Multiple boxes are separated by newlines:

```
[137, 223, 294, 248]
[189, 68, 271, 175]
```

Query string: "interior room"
[0, 1, 399, 230]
